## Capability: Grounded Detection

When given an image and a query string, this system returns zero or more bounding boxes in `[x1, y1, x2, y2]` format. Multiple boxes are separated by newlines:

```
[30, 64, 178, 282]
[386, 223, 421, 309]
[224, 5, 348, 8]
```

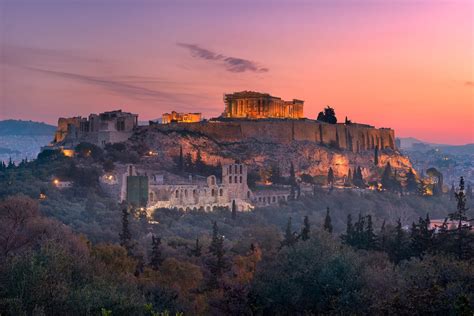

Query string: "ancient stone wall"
[146, 120, 396, 151]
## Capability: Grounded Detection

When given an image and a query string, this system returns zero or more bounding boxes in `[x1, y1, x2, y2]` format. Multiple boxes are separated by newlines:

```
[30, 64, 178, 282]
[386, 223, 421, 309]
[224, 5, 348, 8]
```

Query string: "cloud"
[465, 81, 474, 87]
[24, 66, 204, 105]
[1, 45, 209, 108]
[177, 43, 269, 73]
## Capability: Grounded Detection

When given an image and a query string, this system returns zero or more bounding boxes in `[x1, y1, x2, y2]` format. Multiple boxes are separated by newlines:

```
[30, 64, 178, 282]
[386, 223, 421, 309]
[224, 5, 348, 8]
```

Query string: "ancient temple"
[222, 91, 304, 119]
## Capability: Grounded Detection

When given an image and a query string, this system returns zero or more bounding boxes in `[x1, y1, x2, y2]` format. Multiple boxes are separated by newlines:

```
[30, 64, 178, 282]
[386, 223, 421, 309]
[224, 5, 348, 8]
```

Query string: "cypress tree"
[390, 218, 408, 265]
[289, 162, 296, 186]
[119, 204, 133, 255]
[191, 237, 202, 257]
[406, 168, 418, 193]
[208, 221, 225, 279]
[185, 153, 193, 172]
[374, 146, 379, 166]
[449, 183, 455, 201]
[327, 167, 335, 186]
[150, 235, 163, 270]
[282, 217, 297, 247]
[341, 214, 354, 245]
[178, 146, 184, 172]
[323, 207, 333, 233]
[301, 216, 310, 241]
[195, 149, 204, 173]
[231, 200, 237, 220]
[365, 215, 377, 250]
[381, 162, 393, 191]
[379, 220, 387, 251]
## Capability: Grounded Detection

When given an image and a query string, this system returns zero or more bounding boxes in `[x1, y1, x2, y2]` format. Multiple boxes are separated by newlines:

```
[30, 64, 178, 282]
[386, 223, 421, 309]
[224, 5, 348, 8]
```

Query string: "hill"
[0, 119, 56, 136]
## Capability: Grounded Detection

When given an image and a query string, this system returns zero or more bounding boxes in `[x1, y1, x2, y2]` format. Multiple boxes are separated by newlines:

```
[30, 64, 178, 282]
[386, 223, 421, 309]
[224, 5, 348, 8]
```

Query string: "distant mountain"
[397, 137, 474, 155]
[0, 120, 56, 136]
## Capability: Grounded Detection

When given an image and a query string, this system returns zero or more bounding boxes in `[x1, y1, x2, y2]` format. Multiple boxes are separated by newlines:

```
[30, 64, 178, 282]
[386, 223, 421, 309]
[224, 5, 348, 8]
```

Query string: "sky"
[0, 0, 473, 144]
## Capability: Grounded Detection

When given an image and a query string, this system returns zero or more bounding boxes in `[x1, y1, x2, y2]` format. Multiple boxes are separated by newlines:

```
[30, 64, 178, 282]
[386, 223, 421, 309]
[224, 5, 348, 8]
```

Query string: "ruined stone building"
[222, 91, 304, 119]
[121, 163, 254, 214]
[162, 111, 202, 124]
[51, 110, 138, 148]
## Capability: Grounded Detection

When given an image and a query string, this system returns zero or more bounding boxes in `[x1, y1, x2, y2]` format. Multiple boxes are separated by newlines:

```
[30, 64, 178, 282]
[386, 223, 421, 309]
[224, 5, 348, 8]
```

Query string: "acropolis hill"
[49, 91, 411, 180]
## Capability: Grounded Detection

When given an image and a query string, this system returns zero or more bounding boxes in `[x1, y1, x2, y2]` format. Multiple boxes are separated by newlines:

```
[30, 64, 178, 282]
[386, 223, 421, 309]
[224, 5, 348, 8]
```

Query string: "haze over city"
[1, 0, 473, 144]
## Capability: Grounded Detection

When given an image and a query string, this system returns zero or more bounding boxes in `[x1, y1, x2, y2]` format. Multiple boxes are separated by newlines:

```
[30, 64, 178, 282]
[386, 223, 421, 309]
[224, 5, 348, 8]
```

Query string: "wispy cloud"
[177, 43, 269, 73]
[1, 45, 208, 107]
[465, 81, 474, 87]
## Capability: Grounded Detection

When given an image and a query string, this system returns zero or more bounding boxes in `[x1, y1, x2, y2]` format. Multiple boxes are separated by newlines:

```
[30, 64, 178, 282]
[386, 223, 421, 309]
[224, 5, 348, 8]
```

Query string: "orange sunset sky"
[0, 0, 473, 144]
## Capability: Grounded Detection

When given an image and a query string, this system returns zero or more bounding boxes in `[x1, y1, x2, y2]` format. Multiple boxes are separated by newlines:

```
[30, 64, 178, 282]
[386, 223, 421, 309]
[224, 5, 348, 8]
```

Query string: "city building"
[162, 111, 202, 124]
[222, 91, 304, 119]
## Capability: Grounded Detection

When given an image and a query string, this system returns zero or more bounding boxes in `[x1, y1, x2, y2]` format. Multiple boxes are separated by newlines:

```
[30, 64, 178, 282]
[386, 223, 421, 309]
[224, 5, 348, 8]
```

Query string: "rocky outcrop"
[130, 125, 413, 181]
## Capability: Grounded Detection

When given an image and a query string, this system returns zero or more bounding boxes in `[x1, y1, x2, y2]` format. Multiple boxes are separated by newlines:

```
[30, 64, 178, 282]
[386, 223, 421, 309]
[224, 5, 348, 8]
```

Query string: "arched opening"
[239, 176, 242, 183]
[219, 188, 223, 196]
[229, 176, 232, 183]
[240, 165, 243, 174]
[206, 206, 211, 212]
[175, 190, 179, 198]
[247, 191, 251, 198]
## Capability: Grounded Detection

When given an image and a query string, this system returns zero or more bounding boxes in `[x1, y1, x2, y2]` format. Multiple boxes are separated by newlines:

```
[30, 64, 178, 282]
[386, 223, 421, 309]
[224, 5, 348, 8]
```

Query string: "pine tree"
[374, 146, 379, 166]
[410, 214, 434, 259]
[323, 207, 333, 233]
[327, 167, 335, 186]
[150, 235, 163, 270]
[448, 177, 473, 260]
[231, 200, 237, 220]
[389, 218, 408, 265]
[119, 204, 133, 255]
[7, 157, 14, 169]
[301, 216, 310, 241]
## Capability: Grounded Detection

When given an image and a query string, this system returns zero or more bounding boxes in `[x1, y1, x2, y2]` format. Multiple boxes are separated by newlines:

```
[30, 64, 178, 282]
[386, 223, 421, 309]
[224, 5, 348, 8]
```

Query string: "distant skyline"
[0, 0, 473, 144]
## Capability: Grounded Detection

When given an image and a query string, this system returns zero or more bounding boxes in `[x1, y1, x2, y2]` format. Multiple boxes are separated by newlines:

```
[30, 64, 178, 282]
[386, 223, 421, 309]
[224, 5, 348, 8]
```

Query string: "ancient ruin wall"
[147, 120, 396, 151]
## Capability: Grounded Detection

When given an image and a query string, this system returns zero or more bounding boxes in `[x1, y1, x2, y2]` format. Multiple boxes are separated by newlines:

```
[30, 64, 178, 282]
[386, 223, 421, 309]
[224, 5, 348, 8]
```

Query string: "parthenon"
[222, 91, 304, 119]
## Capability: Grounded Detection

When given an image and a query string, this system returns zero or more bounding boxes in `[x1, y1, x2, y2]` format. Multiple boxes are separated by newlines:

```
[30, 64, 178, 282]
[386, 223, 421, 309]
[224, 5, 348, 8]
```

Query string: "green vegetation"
[0, 146, 473, 315]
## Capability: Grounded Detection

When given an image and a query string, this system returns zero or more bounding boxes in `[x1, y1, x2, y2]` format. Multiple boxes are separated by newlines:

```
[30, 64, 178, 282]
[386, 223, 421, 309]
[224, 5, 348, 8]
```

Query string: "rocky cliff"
[131, 120, 413, 181]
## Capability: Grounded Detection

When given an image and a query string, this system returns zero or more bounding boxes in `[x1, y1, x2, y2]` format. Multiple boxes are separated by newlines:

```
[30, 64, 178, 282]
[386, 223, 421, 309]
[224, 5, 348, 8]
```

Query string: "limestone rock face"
[131, 128, 414, 180]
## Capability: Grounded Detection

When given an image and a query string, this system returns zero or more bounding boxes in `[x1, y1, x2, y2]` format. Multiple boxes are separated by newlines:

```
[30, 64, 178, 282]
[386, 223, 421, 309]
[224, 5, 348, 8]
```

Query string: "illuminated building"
[223, 91, 304, 119]
[162, 111, 202, 124]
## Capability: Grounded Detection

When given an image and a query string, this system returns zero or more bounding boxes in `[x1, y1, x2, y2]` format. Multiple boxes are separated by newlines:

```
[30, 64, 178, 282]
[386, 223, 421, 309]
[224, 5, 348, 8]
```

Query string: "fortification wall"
[147, 120, 396, 151]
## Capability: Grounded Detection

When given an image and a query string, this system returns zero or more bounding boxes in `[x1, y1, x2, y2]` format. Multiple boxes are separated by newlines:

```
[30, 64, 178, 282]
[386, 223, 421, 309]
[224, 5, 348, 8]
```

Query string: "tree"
[365, 215, 377, 250]
[208, 221, 226, 281]
[353, 167, 365, 188]
[119, 204, 133, 255]
[449, 183, 455, 200]
[374, 146, 379, 166]
[191, 237, 202, 257]
[316, 106, 337, 124]
[281, 217, 297, 248]
[406, 168, 418, 193]
[388, 218, 409, 265]
[341, 214, 354, 246]
[327, 168, 335, 186]
[289, 162, 296, 186]
[150, 235, 163, 270]
[447, 177, 473, 260]
[195, 149, 204, 173]
[184, 153, 193, 172]
[409, 214, 434, 259]
[178, 146, 184, 172]
[323, 208, 333, 233]
[381, 162, 395, 191]
[231, 200, 237, 220]
[301, 216, 310, 241]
